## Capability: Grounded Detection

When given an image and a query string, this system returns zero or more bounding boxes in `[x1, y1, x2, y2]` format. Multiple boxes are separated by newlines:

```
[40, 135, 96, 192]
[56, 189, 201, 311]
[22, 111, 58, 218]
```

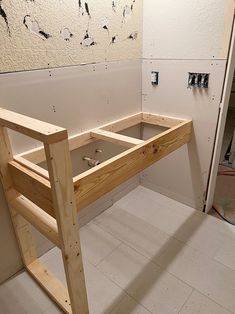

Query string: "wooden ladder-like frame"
[0, 108, 192, 314]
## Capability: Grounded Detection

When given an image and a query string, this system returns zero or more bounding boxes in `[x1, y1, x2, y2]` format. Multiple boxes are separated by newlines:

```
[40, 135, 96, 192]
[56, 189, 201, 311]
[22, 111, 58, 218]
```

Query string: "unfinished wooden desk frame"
[0, 108, 192, 314]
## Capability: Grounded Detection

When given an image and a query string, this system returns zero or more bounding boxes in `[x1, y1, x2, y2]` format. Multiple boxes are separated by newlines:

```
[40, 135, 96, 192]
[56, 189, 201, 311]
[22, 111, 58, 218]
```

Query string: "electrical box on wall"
[151, 71, 159, 85]
[188, 73, 210, 88]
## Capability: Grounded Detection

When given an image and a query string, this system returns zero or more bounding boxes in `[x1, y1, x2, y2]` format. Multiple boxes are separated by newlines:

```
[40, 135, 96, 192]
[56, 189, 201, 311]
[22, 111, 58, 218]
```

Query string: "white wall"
[141, 0, 234, 209]
[143, 0, 234, 60]
[0, 59, 142, 283]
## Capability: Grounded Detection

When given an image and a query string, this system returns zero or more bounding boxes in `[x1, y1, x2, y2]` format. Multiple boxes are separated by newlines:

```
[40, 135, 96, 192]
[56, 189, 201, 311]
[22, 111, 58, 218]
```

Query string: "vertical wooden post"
[0, 126, 37, 266]
[44, 139, 89, 314]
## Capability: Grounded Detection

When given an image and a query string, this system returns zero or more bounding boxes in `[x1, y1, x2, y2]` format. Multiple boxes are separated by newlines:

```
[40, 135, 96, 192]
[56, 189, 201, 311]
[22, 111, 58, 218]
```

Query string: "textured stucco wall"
[0, 0, 143, 73]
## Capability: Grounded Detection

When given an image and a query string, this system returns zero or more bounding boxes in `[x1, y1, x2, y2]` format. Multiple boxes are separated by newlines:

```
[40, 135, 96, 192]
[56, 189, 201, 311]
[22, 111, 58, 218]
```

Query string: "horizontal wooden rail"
[10, 195, 60, 247]
[91, 129, 144, 148]
[14, 156, 49, 180]
[17, 112, 143, 164]
[142, 112, 185, 128]
[27, 260, 71, 314]
[74, 120, 192, 210]
[0, 108, 67, 143]
[9, 161, 54, 217]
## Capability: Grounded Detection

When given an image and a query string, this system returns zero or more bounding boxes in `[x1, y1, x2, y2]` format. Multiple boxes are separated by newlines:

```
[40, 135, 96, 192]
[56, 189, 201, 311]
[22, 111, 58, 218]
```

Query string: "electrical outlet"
[151, 71, 159, 85]
[188, 73, 209, 88]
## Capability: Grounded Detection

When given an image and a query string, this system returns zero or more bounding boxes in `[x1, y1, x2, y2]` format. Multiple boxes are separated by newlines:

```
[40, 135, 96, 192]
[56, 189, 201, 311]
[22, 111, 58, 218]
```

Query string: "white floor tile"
[0, 272, 53, 314]
[80, 222, 121, 266]
[179, 290, 232, 314]
[2, 186, 235, 314]
[98, 243, 192, 314]
[155, 243, 235, 313]
[116, 186, 197, 236]
[110, 294, 151, 314]
[94, 206, 182, 262]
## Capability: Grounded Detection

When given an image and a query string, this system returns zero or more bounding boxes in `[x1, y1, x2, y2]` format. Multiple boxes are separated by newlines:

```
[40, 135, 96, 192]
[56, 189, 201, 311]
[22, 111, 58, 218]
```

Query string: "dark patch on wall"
[128, 31, 138, 40]
[84, 2, 91, 18]
[112, 0, 118, 12]
[101, 17, 109, 35]
[38, 30, 50, 39]
[23, 15, 51, 40]
[78, 0, 84, 15]
[0, 0, 10, 35]
[80, 30, 96, 47]
[111, 35, 118, 44]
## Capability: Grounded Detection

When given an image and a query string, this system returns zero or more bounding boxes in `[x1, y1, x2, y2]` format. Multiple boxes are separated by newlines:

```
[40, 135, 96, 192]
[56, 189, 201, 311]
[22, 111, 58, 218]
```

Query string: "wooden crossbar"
[0, 107, 67, 143]
[10, 195, 60, 247]
[91, 129, 144, 147]
[0, 108, 192, 314]
[27, 260, 71, 313]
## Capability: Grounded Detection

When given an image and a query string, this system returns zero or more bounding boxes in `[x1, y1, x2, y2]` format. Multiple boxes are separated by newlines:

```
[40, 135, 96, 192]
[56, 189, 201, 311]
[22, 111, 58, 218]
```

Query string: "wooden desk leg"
[0, 126, 37, 266]
[44, 139, 89, 314]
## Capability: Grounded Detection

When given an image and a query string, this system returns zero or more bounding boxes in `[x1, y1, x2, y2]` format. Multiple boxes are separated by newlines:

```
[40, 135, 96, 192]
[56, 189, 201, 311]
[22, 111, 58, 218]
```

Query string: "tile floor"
[1, 186, 235, 313]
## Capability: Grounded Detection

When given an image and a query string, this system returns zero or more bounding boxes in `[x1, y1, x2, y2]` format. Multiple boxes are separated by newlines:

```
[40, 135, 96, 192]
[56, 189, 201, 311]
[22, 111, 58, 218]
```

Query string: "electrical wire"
[212, 166, 235, 226]
[212, 205, 235, 226]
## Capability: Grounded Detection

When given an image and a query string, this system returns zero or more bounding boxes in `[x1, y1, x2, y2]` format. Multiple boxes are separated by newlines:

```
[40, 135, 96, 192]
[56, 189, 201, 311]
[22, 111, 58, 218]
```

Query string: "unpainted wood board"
[74, 121, 192, 210]
[8, 161, 54, 217]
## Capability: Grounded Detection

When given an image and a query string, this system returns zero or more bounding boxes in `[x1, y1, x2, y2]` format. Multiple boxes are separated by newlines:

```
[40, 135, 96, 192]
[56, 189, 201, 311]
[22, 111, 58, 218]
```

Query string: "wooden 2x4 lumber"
[17, 112, 143, 164]
[10, 195, 60, 248]
[44, 140, 89, 313]
[0, 108, 67, 144]
[14, 156, 50, 180]
[142, 112, 186, 128]
[91, 129, 144, 148]
[27, 260, 71, 314]
[8, 161, 54, 217]
[74, 120, 192, 210]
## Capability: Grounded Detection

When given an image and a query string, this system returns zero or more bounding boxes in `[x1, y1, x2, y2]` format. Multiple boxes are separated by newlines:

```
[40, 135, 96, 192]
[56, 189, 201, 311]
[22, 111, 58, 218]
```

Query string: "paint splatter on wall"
[0, 0, 143, 73]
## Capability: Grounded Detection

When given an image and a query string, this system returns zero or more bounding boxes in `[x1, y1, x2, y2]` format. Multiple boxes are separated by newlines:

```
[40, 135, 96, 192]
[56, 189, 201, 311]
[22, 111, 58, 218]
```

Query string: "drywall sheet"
[0, 0, 143, 72]
[141, 59, 226, 209]
[0, 59, 141, 154]
[143, 0, 234, 60]
[0, 59, 141, 282]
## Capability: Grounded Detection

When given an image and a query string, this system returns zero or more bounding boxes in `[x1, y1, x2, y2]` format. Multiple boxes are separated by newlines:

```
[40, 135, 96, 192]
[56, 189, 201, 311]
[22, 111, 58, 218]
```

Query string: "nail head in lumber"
[91, 129, 144, 148]
[74, 121, 192, 210]
[10, 195, 60, 248]
[8, 160, 54, 217]
[27, 260, 72, 314]
[0, 108, 67, 143]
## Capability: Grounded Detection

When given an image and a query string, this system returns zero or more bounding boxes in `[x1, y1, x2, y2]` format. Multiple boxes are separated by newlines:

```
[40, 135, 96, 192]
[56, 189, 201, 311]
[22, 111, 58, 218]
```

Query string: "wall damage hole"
[60, 27, 73, 41]
[128, 31, 138, 40]
[78, 1, 91, 18]
[78, 0, 84, 16]
[101, 17, 109, 34]
[122, 0, 136, 23]
[84, 2, 91, 18]
[23, 15, 51, 39]
[0, 0, 10, 35]
[112, 0, 119, 12]
[110, 35, 118, 44]
[80, 30, 96, 47]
